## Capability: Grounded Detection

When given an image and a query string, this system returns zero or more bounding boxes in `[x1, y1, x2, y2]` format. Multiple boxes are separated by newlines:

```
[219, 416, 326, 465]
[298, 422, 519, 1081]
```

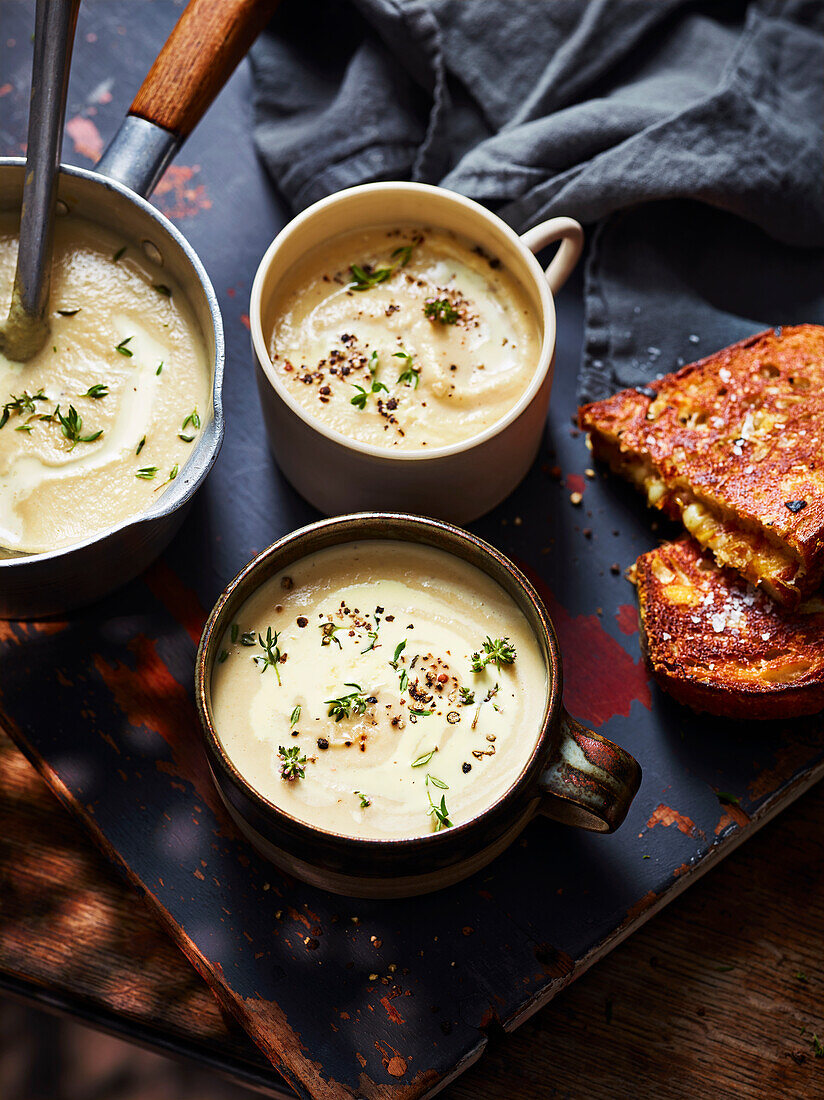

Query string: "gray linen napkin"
[250, 0, 824, 402]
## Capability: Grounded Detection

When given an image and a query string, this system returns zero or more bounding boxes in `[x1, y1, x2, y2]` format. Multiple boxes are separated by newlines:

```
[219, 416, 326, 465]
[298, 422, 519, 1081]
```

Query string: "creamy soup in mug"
[268, 225, 542, 451]
[210, 541, 548, 840]
[0, 214, 211, 556]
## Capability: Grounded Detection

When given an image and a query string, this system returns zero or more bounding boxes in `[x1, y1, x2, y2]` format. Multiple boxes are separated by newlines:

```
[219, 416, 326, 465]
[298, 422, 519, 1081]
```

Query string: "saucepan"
[0, 0, 279, 619]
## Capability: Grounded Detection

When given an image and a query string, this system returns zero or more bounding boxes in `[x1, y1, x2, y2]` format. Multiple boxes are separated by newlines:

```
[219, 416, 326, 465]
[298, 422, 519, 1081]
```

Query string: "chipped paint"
[154, 165, 212, 220]
[66, 115, 103, 162]
[646, 804, 705, 840]
[525, 568, 652, 726]
[615, 603, 638, 635]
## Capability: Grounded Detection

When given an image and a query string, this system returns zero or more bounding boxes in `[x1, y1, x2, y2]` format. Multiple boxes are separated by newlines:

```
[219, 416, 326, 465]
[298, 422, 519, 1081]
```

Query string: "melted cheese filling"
[210, 541, 548, 840]
[590, 434, 800, 599]
[0, 214, 210, 555]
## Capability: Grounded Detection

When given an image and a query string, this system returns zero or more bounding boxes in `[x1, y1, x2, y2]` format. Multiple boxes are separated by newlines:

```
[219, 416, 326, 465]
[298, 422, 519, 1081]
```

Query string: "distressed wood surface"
[2, 723, 823, 1099]
[2, 4, 824, 1099]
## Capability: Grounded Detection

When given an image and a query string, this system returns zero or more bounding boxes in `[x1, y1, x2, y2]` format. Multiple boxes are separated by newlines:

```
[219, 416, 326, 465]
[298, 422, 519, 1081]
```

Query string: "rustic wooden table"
[2, 3, 824, 1096]
[2, 722, 822, 1099]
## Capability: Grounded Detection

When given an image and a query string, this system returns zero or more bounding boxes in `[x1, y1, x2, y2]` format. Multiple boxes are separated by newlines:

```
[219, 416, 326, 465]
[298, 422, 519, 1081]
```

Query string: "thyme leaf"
[394, 349, 420, 389]
[326, 683, 368, 722]
[115, 336, 134, 357]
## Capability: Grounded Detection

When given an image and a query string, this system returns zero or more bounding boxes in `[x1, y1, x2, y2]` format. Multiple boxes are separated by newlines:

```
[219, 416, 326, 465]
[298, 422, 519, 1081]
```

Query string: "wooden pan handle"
[130, 0, 281, 138]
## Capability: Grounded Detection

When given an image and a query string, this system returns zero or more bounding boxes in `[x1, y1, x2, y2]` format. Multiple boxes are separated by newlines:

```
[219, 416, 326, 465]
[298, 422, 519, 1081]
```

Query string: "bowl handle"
[537, 708, 641, 833]
[520, 217, 584, 295]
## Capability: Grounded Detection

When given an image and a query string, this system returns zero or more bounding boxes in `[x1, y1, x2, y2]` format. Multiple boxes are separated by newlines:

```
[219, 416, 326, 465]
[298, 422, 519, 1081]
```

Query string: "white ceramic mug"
[250, 183, 583, 523]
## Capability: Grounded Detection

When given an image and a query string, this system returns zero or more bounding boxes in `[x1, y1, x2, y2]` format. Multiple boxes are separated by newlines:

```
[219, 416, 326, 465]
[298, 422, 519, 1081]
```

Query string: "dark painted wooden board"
[3, 720, 824, 1100]
[2, 4, 823, 1098]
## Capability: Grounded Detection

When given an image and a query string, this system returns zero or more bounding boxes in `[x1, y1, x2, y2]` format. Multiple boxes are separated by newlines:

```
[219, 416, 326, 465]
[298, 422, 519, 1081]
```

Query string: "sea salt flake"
[711, 613, 725, 632]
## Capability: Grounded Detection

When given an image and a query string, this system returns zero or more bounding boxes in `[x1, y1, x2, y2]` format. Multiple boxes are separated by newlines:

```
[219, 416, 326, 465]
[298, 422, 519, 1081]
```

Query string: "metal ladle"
[0, 0, 80, 361]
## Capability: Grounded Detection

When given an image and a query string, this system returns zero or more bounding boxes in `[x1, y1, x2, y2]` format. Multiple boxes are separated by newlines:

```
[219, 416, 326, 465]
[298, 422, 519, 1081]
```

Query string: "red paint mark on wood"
[0, 83, 12, 97]
[93, 635, 223, 818]
[715, 803, 750, 834]
[381, 996, 405, 1024]
[240, 313, 251, 330]
[647, 803, 705, 840]
[154, 165, 212, 220]
[624, 889, 658, 924]
[66, 115, 103, 162]
[616, 603, 638, 635]
[144, 559, 207, 647]
[566, 472, 586, 495]
[375, 1041, 408, 1078]
[524, 567, 652, 727]
[747, 729, 824, 800]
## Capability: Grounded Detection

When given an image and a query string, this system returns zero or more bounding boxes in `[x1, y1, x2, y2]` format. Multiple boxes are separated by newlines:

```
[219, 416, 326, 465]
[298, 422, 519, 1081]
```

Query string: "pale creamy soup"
[268, 225, 541, 450]
[210, 541, 548, 841]
[0, 214, 210, 556]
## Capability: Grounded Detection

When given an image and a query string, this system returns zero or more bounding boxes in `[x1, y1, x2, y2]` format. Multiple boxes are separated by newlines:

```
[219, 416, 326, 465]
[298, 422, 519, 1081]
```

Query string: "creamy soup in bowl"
[196, 514, 642, 898]
[251, 182, 584, 523]
[0, 213, 211, 557]
[210, 540, 548, 840]
[268, 225, 541, 451]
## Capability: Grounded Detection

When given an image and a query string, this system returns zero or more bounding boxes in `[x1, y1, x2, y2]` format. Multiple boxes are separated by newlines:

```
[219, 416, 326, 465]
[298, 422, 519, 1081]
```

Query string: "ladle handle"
[3, 0, 80, 358]
[131, 0, 280, 138]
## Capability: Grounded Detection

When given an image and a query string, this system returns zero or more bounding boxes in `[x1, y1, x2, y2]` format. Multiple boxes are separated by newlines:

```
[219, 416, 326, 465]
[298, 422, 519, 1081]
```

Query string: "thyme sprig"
[394, 350, 420, 389]
[390, 639, 408, 691]
[424, 297, 459, 324]
[0, 388, 48, 429]
[320, 621, 342, 648]
[83, 383, 109, 399]
[278, 744, 307, 781]
[136, 466, 158, 480]
[253, 626, 283, 684]
[459, 687, 475, 705]
[355, 790, 371, 808]
[326, 683, 368, 722]
[55, 404, 103, 449]
[425, 773, 452, 830]
[350, 379, 389, 410]
[471, 636, 516, 673]
[348, 242, 416, 291]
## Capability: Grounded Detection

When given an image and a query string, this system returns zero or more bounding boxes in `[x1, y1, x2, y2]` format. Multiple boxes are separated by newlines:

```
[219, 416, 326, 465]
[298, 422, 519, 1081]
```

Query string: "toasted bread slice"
[631, 536, 824, 719]
[580, 325, 824, 609]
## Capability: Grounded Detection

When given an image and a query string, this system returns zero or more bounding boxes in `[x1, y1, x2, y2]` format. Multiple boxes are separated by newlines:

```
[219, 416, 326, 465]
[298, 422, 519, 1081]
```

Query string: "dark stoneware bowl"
[196, 514, 642, 898]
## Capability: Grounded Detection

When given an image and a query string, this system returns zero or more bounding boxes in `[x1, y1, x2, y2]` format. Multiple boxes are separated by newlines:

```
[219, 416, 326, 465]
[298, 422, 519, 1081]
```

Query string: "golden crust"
[632, 536, 824, 719]
[579, 325, 824, 608]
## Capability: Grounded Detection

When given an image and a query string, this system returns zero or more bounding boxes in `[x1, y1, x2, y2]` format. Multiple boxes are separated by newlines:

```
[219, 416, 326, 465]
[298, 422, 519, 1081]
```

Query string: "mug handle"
[538, 709, 642, 833]
[520, 217, 584, 295]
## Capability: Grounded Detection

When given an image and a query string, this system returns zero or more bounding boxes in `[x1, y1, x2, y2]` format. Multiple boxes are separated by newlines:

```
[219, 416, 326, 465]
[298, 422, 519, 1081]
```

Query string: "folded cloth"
[250, 0, 824, 402]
